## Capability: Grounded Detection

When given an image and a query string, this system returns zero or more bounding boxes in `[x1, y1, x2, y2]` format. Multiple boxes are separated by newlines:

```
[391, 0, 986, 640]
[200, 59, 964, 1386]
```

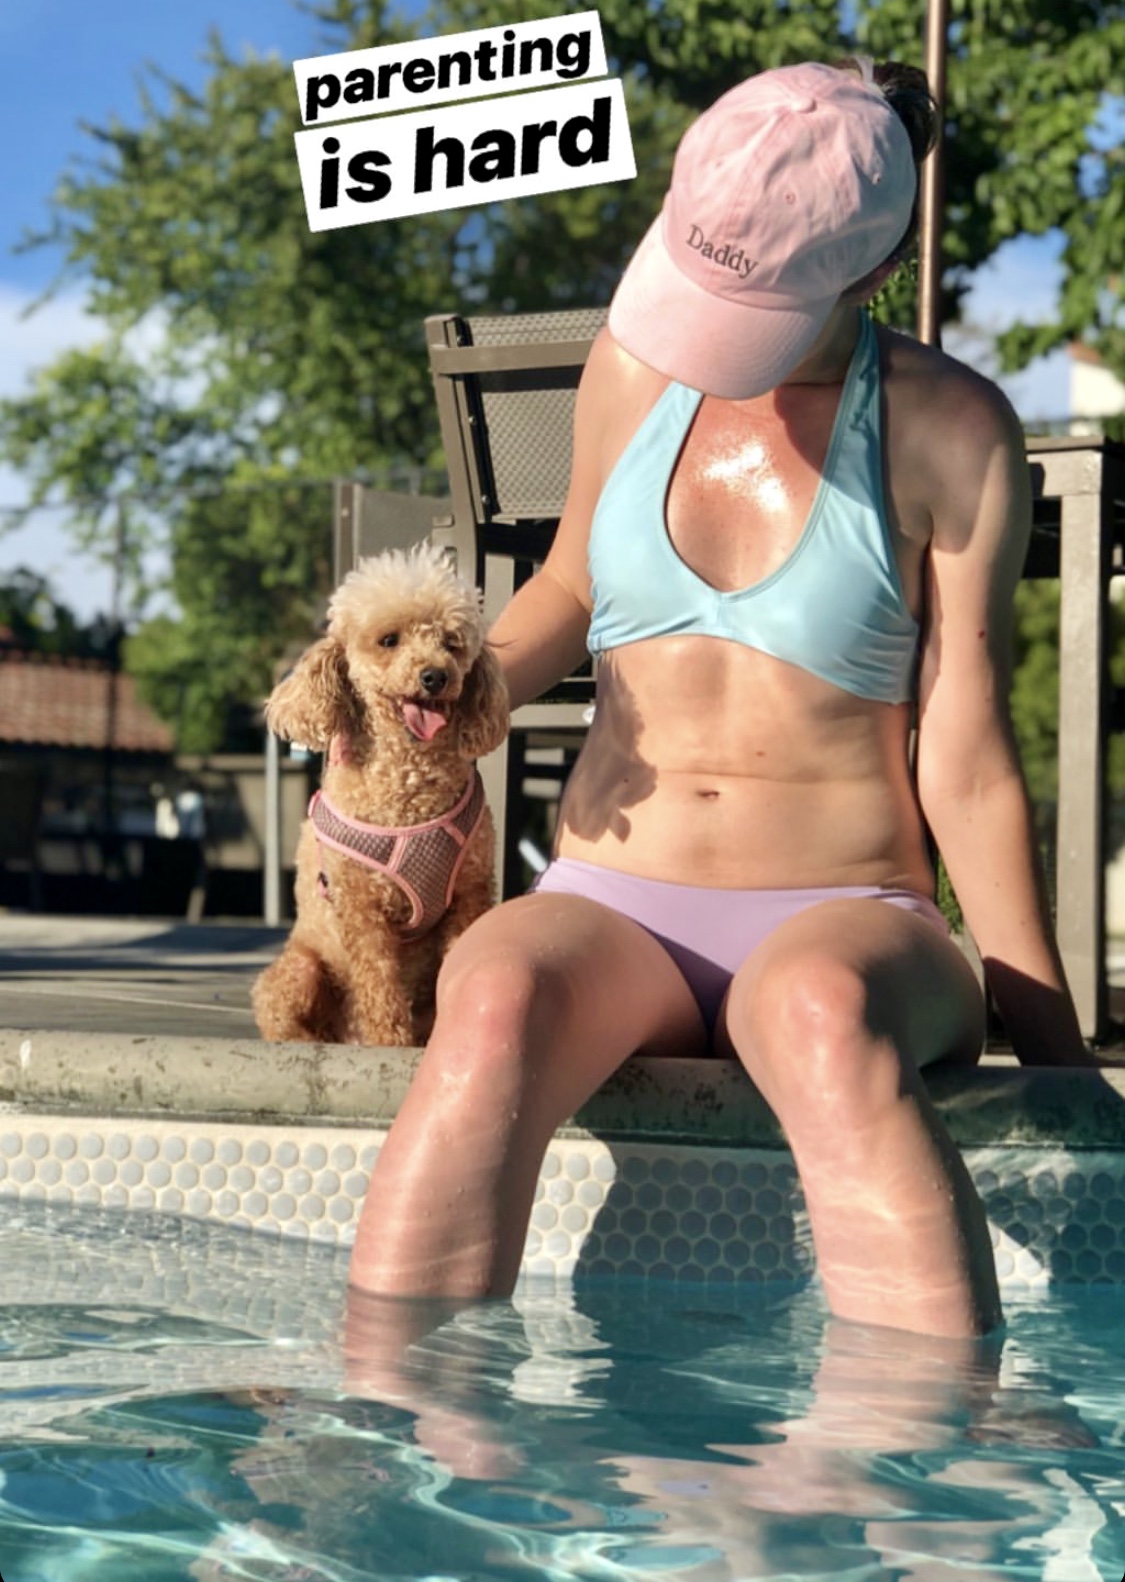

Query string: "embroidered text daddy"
[686, 224, 757, 279]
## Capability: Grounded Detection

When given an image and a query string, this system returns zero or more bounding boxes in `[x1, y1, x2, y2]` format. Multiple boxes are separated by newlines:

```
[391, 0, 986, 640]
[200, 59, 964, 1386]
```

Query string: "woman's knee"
[727, 950, 906, 1126]
[431, 931, 575, 1073]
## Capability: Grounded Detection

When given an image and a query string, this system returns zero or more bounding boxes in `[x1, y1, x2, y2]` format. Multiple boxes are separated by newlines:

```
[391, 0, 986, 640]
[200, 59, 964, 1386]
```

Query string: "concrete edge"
[3, 1029, 1125, 1148]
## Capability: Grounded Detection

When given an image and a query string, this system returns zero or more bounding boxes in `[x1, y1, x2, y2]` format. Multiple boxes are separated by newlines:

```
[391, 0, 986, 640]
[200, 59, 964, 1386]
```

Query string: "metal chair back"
[425, 307, 607, 898]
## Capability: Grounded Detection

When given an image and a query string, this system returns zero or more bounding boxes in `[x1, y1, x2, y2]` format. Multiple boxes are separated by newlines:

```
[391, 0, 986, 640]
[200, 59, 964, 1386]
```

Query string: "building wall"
[0, 746, 314, 917]
[173, 753, 313, 874]
[1070, 357, 1125, 432]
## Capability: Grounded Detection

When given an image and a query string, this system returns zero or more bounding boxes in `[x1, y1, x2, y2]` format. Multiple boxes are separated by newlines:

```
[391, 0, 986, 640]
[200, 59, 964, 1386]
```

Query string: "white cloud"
[0, 282, 106, 400]
[945, 235, 1072, 426]
[0, 283, 180, 400]
[944, 327, 1073, 427]
[0, 279, 253, 622]
[960, 237, 1065, 334]
[0, 281, 135, 619]
[0, 465, 117, 619]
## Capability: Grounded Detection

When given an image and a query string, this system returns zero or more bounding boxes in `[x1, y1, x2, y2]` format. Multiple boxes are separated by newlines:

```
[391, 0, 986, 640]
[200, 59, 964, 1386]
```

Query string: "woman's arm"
[488, 566, 592, 714]
[913, 375, 1092, 1067]
[485, 328, 623, 712]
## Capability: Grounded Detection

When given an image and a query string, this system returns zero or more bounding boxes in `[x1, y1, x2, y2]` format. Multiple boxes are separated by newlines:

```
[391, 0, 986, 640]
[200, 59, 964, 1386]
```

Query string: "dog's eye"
[442, 633, 464, 654]
[378, 633, 399, 649]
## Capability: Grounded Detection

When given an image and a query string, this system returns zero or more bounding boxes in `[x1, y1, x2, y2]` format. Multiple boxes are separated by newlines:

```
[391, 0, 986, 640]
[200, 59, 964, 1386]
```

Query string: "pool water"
[0, 1204, 1123, 1581]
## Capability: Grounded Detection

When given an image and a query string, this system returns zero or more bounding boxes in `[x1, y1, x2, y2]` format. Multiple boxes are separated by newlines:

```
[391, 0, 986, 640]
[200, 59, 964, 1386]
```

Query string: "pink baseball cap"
[608, 62, 918, 398]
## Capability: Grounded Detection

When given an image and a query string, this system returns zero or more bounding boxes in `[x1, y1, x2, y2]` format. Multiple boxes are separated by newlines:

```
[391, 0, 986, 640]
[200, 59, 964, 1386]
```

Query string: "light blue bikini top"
[586, 312, 920, 704]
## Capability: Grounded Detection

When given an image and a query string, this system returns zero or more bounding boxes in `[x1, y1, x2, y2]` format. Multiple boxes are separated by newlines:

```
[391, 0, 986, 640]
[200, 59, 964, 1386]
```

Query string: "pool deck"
[2, 912, 1125, 1148]
[7, 913, 1125, 1288]
[0, 915, 276, 1040]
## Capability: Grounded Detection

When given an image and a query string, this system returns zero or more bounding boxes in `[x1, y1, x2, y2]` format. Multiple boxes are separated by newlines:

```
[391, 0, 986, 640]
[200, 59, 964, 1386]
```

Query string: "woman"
[349, 58, 1091, 1338]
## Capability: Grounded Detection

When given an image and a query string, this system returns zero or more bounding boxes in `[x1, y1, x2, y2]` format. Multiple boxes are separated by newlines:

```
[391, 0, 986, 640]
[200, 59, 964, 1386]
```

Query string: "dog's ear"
[264, 636, 357, 749]
[456, 642, 510, 760]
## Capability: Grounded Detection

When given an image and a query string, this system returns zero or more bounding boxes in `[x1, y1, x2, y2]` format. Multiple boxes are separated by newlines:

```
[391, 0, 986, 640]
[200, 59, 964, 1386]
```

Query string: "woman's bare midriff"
[547, 318, 940, 896]
[554, 637, 935, 893]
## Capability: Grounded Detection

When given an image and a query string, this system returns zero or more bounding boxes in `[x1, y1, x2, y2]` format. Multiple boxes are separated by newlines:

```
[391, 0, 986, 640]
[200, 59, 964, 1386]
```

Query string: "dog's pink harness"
[309, 768, 486, 939]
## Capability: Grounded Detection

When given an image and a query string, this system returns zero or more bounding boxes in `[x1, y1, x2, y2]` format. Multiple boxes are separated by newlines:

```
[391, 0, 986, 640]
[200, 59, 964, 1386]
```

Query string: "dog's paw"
[350, 1010, 417, 1048]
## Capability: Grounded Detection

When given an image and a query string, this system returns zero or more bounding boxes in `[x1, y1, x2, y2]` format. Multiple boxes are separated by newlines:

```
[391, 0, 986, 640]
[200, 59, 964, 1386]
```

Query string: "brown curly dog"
[253, 543, 509, 1046]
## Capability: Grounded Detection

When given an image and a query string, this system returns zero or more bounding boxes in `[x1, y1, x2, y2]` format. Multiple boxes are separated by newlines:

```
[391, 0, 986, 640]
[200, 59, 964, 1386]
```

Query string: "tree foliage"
[122, 475, 337, 751]
[0, 568, 111, 658]
[1, 0, 1122, 747]
[1011, 579, 1125, 806]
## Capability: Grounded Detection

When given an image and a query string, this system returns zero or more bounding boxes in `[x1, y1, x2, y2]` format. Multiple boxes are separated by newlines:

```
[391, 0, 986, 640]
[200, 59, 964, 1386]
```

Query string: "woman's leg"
[349, 891, 707, 1297]
[718, 898, 1001, 1338]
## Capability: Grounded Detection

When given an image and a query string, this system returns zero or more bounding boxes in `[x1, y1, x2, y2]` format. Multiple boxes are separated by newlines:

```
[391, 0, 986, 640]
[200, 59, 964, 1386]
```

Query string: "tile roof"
[0, 654, 174, 753]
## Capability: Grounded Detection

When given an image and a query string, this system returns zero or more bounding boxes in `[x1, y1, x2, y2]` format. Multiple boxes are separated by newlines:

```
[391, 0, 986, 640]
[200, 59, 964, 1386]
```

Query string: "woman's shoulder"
[575, 325, 675, 476]
[875, 322, 1027, 480]
[582, 325, 671, 402]
[876, 322, 1034, 573]
[876, 323, 1023, 437]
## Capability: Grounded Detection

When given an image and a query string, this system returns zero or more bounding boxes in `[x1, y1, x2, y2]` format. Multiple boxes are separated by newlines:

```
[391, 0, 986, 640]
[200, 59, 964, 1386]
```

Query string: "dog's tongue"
[402, 702, 448, 742]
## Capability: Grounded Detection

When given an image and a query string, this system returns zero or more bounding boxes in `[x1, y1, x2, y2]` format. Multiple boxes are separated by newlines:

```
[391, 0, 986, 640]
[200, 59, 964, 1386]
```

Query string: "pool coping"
[3, 1028, 1125, 1149]
[4, 1031, 1125, 1288]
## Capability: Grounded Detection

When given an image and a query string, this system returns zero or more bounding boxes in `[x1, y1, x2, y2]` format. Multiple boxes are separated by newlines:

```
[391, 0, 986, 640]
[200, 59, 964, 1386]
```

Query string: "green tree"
[122, 474, 337, 751]
[1010, 579, 1125, 808]
[857, 0, 1125, 369]
[2, 0, 1122, 747]
[0, 567, 109, 658]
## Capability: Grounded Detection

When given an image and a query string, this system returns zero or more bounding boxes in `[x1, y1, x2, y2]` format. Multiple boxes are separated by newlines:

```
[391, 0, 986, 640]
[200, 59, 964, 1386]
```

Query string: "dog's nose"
[419, 667, 448, 696]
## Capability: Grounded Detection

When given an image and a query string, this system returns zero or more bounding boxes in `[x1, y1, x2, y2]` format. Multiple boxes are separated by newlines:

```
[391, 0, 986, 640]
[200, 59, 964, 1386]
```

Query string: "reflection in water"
[0, 1207, 1120, 1581]
[204, 1281, 1118, 1582]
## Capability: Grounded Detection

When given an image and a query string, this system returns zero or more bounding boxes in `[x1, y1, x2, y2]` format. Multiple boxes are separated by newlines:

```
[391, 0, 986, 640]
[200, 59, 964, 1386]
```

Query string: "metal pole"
[264, 727, 282, 926]
[917, 0, 950, 347]
[102, 500, 126, 881]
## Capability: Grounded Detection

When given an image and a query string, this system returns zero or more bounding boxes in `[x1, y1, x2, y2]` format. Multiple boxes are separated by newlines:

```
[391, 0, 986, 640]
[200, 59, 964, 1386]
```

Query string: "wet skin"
[349, 297, 1088, 1337]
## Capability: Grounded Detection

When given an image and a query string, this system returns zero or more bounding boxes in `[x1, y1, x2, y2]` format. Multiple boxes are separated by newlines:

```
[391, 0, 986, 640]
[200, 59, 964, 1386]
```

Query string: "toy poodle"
[252, 542, 509, 1046]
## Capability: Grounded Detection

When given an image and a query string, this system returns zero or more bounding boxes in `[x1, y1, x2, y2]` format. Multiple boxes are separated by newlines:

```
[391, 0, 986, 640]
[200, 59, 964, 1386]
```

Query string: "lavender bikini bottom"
[533, 857, 948, 1033]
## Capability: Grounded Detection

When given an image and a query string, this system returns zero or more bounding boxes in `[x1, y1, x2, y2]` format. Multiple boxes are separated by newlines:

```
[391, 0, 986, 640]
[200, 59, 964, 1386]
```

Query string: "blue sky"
[0, 0, 327, 290]
[0, 0, 328, 615]
[0, 0, 1075, 620]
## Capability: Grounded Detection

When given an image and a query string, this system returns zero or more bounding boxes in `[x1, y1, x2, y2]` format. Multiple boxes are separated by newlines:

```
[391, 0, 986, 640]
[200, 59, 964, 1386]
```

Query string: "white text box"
[294, 80, 635, 233]
[294, 13, 607, 126]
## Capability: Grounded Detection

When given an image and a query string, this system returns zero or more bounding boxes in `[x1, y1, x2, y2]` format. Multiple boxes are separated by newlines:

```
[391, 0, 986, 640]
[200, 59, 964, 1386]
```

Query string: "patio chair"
[332, 484, 453, 585]
[1023, 435, 1125, 1041]
[425, 306, 607, 899]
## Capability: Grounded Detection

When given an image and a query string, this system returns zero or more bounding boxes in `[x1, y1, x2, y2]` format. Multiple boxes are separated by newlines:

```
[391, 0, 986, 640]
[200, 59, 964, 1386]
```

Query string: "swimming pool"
[0, 1202, 1123, 1582]
[2, 1035, 1125, 1577]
